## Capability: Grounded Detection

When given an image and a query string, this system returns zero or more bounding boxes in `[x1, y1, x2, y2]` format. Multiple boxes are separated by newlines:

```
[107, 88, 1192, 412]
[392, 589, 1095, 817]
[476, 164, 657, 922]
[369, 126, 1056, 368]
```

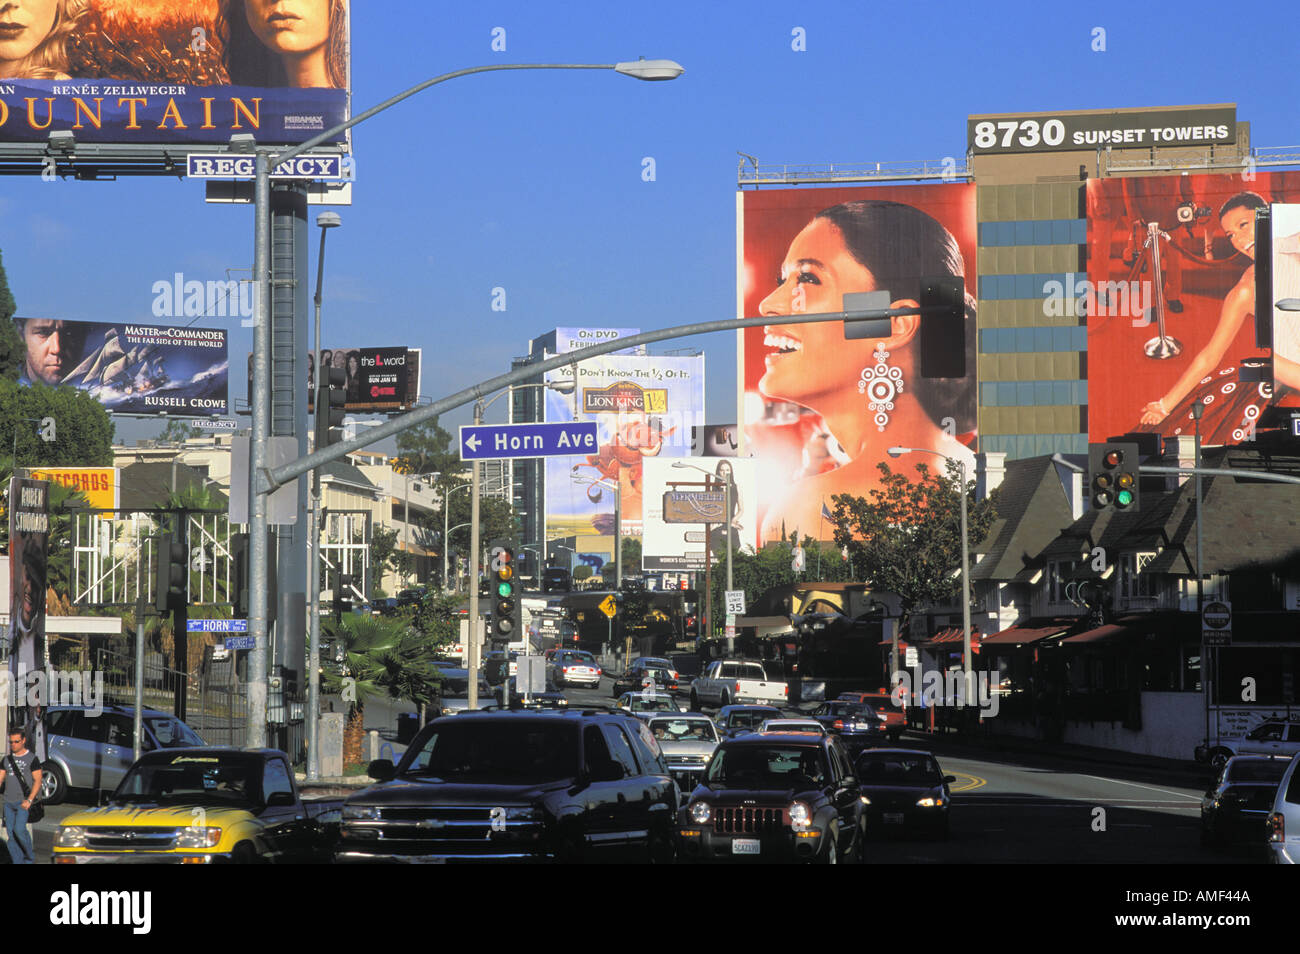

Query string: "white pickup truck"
[689, 659, 788, 709]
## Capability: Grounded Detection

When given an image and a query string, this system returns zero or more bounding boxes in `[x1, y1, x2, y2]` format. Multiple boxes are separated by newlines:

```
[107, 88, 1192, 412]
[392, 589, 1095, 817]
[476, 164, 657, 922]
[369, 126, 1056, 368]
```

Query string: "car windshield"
[856, 754, 943, 784]
[402, 721, 579, 782]
[728, 709, 777, 728]
[629, 695, 676, 711]
[144, 717, 205, 748]
[113, 754, 260, 806]
[705, 744, 829, 790]
[651, 719, 717, 742]
[1226, 760, 1291, 783]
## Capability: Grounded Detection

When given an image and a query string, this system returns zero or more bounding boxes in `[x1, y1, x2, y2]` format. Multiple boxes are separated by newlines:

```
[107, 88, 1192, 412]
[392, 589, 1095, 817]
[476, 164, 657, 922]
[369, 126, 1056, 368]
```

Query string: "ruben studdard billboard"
[14, 316, 229, 416]
[0, 0, 350, 146]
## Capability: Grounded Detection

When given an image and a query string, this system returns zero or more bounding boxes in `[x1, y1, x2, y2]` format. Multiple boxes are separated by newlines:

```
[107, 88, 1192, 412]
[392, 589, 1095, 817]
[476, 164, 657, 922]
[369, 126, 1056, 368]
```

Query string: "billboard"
[28, 467, 119, 511]
[0, 0, 350, 147]
[553, 328, 646, 356]
[8, 477, 48, 682]
[1270, 204, 1300, 397]
[740, 184, 978, 545]
[309, 347, 419, 413]
[543, 354, 704, 543]
[14, 316, 229, 415]
[641, 457, 758, 572]
[1085, 173, 1300, 446]
[968, 106, 1235, 155]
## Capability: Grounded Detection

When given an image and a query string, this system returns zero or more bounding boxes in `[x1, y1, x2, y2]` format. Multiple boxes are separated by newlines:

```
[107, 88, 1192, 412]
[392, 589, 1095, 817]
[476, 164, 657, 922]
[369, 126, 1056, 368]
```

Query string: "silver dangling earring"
[857, 343, 904, 432]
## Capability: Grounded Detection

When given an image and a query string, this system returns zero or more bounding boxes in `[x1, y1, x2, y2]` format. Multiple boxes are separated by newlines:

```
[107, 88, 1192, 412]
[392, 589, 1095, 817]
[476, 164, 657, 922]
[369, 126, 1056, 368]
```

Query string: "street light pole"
[1192, 400, 1209, 750]
[306, 210, 340, 781]
[245, 59, 684, 746]
[888, 447, 972, 680]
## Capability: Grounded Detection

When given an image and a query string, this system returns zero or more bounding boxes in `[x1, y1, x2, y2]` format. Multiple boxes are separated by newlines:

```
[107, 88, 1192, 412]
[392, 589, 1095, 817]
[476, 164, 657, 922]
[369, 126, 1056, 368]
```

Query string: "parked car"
[617, 691, 686, 720]
[336, 709, 679, 863]
[548, 650, 603, 688]
[1196, 718, 1300, 769]
[853, 748, 956, 839]
[677, 732, 866, 863]
[1200, 755, 1291, 852]
[1267, 752, 1300, 864]
[716, 705, 784, 740]
[42, 705, 206, 804]
[647, 714, 719, 790]
[53, 748, 342, 864]
[612, 657, 679, 696]
[812, 700, 889, 754]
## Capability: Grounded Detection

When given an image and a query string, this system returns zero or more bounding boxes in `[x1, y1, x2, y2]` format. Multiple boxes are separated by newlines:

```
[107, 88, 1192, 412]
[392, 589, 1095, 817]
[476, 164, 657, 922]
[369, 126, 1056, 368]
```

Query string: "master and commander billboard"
[0, 0, 350, 146]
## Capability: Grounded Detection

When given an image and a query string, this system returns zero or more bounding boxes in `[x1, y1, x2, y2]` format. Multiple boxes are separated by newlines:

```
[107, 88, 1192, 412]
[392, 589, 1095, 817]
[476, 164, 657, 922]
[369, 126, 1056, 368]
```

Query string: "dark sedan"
[1200, 755, 1291, 853]
[716, 705, 784, 740]
[612, 657, 680, 696]
[812, 701, 889, 754]
[854, 749, 955, 839]
[677, 733, 866, 863]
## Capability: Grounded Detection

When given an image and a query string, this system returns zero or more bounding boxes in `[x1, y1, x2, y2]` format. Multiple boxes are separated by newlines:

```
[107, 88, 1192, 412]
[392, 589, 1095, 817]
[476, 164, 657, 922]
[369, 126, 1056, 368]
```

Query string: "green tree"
[425, 489, 519, 579]
[393, 418, 459, 481]
[0, 379, 115, 467]
[0, 250, 21, 380]
[830, 460, 998, 634]
[573, 564, 593, 583]
[159, 418, 199, 443]
[320, 613, 442, 767]
[620, 536, 642, 577]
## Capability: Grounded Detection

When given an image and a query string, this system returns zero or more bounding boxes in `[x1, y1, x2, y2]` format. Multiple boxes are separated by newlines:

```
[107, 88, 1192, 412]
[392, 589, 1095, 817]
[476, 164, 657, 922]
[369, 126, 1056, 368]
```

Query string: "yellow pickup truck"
[53, 748, 341, 864]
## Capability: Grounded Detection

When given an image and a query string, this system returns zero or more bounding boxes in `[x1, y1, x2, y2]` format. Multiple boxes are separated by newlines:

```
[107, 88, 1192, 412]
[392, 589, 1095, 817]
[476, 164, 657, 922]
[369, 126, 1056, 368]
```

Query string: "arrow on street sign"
[459, 422, 599, 461]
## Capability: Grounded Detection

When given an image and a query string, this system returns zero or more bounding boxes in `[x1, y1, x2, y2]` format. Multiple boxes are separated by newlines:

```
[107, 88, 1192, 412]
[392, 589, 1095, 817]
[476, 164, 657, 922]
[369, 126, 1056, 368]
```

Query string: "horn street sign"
[459, 422, 599, 461]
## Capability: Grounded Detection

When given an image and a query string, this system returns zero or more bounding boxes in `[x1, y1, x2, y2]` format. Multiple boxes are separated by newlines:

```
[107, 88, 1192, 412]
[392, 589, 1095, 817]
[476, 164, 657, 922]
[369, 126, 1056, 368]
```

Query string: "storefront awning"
[1060, 623, 1135, 645]
[982, 621, 1072, 646]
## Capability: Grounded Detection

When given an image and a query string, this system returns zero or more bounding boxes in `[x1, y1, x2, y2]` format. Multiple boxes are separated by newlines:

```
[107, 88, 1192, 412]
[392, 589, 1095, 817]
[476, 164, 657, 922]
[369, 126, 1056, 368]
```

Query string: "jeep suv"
[336, 708, 679, 863]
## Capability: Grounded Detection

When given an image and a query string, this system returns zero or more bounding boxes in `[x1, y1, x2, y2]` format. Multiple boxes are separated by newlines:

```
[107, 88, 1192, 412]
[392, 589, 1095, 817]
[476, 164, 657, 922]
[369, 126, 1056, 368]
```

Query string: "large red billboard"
[1086, 173, 1300, 445]
[740, 184, 978, 545]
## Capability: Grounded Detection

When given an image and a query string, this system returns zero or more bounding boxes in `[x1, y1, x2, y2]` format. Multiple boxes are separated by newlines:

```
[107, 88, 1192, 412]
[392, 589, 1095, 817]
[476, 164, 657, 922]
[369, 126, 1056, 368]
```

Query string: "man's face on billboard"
[21, 563, 39, 628]
[21, 318, 75, 385]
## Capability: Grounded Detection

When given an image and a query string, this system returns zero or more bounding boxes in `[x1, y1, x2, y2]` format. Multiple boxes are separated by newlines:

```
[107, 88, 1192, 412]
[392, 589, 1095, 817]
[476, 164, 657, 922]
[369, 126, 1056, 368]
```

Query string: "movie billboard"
[1085, 173, 1300, 445]
[14, 316, 229, 415]
[641, 457, 758, 572]
[740, 184, 978, 545]
[8, 477, 48, 683]
[553, 327, 646, 356]
[1271, 204, 1300, 398]
[308, 346, 418, 413]
[543, 354, 704, 543]
[0, 0, 350, 146]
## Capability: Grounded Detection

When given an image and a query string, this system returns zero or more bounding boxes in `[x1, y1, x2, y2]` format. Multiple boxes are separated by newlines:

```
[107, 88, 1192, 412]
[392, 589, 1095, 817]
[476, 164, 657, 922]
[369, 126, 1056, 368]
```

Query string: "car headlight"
[689, 801, 712, 824]
[56, 826, 87, 849]
[175, 826, 223, 849]
[343, 804, 380, 820]
[789, 801, 813, 830]
[916, 796, 945, 808]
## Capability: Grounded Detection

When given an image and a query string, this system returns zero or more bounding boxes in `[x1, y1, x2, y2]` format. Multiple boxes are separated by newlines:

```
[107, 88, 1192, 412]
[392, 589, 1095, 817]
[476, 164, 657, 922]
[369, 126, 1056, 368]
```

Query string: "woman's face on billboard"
[757, 217, 879, 404]
[1220, 206, 1257, 260]
[244, 0, 330, 55]
[0, 0, 59, 67]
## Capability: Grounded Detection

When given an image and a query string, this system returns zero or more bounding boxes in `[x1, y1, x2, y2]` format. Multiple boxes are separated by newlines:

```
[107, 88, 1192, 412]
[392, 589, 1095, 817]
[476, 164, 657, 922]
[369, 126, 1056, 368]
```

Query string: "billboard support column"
[247, 152, 272, 750]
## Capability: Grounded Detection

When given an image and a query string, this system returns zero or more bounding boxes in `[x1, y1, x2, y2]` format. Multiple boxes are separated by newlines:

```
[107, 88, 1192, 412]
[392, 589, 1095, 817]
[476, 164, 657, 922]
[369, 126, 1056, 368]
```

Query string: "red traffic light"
[1103, 450, 1123, 468]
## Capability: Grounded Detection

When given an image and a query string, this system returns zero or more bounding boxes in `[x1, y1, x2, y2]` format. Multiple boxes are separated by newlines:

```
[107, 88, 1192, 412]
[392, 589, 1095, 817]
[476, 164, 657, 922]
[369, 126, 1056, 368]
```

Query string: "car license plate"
[732, 839, 760, 855]
[883, 813, 905, 825]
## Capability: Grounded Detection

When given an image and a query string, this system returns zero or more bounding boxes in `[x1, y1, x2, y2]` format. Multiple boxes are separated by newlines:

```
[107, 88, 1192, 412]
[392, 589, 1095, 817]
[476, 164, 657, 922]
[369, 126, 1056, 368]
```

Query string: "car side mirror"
[943, 775, 956, 784]
[591, 760, 624, 783]
[367, 759, 396, 781]
[266, 791, 295, 808]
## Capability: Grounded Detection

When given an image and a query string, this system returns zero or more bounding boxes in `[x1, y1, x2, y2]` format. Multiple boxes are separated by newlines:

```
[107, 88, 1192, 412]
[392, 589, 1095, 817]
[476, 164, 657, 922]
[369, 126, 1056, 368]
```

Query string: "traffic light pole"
[467, 400, 484, 711]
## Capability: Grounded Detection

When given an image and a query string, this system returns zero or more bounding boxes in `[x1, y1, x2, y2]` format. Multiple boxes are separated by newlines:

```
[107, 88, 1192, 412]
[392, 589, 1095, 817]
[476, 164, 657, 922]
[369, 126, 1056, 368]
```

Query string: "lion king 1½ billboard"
[0, 0, 350, 146]
[1085, 172, 1300, 446]
[543, 354, 704, 544]
[740, 183, 978, 545]
[14, 316, 229, 416]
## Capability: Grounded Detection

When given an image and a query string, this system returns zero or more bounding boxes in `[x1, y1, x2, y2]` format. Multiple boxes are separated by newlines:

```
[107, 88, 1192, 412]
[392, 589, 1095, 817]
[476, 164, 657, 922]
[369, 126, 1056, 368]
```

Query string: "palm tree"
[320, 613, 441, 768]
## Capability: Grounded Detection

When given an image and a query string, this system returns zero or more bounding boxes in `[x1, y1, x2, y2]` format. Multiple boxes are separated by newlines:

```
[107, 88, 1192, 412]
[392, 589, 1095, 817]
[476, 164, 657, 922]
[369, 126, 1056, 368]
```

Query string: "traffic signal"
[155, 532, 188, 612]
[315, 365, 346, 449]
[334, 572, 353, 620]
[919, 275, 967, 379]
[1088, 442, 1140, 512]
[487, 539, 522, 645]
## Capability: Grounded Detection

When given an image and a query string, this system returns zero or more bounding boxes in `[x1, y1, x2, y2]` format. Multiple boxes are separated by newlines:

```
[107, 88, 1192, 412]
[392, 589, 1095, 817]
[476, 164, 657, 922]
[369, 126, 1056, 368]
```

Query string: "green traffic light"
[1116, 489, 1134, 507]
[498, 581, 512, 598]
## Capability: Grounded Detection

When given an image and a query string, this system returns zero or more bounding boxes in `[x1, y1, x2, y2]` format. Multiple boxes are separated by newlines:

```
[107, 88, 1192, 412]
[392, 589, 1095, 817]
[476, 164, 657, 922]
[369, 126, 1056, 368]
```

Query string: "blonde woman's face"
[0, 0, 59, 68]
[244, 0, 331, 55]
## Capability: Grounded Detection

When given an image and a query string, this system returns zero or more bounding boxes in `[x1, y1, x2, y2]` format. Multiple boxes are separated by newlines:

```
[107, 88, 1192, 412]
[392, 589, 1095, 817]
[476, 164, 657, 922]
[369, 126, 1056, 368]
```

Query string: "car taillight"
[1268, 812, 1284, 843]
[735, 682, 742, 694]
[833, 719, 844, 730]
[783, 685, 788, 696]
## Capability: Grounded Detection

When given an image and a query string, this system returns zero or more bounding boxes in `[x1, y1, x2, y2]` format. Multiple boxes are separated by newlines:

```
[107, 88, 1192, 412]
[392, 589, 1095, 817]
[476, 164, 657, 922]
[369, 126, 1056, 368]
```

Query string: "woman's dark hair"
[218, 0, 348, 88]
[1218, 191, 1267, 220]
[815, 200, 977, 434]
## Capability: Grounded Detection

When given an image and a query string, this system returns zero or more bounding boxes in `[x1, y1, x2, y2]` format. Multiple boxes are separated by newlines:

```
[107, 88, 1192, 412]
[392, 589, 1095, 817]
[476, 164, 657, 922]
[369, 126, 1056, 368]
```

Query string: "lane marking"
[948, 772, 986, 793]
[1076, 774, 1201, 801]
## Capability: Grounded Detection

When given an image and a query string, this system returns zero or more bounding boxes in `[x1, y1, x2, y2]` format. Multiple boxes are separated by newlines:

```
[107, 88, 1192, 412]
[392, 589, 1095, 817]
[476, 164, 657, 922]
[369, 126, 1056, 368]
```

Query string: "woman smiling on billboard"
[0, 0, 87, 80]
[749, 197, 977, 542]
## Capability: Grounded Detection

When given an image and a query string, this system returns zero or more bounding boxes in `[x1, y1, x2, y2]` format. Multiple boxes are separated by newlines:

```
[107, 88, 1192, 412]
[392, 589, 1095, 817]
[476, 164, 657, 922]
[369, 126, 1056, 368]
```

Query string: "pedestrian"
[0, 726, 44, 864]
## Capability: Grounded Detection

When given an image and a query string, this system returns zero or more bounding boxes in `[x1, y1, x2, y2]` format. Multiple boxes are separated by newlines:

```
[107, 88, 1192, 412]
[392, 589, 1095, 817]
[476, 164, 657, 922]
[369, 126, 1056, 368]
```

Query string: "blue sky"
[3, 0, 1295, 448]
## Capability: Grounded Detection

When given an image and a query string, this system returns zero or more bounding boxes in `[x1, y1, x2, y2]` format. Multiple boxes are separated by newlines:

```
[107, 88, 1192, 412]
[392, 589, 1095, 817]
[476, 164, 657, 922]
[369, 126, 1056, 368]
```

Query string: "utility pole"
[467, 399, 484, 710]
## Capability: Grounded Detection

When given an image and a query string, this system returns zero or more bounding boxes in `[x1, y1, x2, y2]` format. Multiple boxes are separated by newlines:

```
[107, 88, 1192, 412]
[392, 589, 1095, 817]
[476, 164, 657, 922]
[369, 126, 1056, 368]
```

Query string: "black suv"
[335, 708, 679, 863]
[542, 567, 572, 593]
[678, 732, 866, 863]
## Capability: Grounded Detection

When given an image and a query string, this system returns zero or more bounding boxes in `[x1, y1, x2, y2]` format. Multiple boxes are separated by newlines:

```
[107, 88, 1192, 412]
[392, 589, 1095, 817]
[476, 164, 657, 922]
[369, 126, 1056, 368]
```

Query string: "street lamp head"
[316, 211, 341, 229]
[1276, 298, 1300, 312]
[1191, 400, 1205, 421]
[886, 446, 909, 458]
[613, 58, 685, 81]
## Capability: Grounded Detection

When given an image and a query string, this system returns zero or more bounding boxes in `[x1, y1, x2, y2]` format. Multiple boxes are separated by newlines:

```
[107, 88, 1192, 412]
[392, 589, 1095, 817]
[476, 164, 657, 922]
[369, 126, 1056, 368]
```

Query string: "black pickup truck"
[335, 708, 680, 863]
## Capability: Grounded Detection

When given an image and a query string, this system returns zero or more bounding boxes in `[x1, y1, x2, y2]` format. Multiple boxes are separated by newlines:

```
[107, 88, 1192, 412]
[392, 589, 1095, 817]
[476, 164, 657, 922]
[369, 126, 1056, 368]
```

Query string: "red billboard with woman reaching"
[1086, 172, 1300, 446]
[740, 185, 978, 545]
